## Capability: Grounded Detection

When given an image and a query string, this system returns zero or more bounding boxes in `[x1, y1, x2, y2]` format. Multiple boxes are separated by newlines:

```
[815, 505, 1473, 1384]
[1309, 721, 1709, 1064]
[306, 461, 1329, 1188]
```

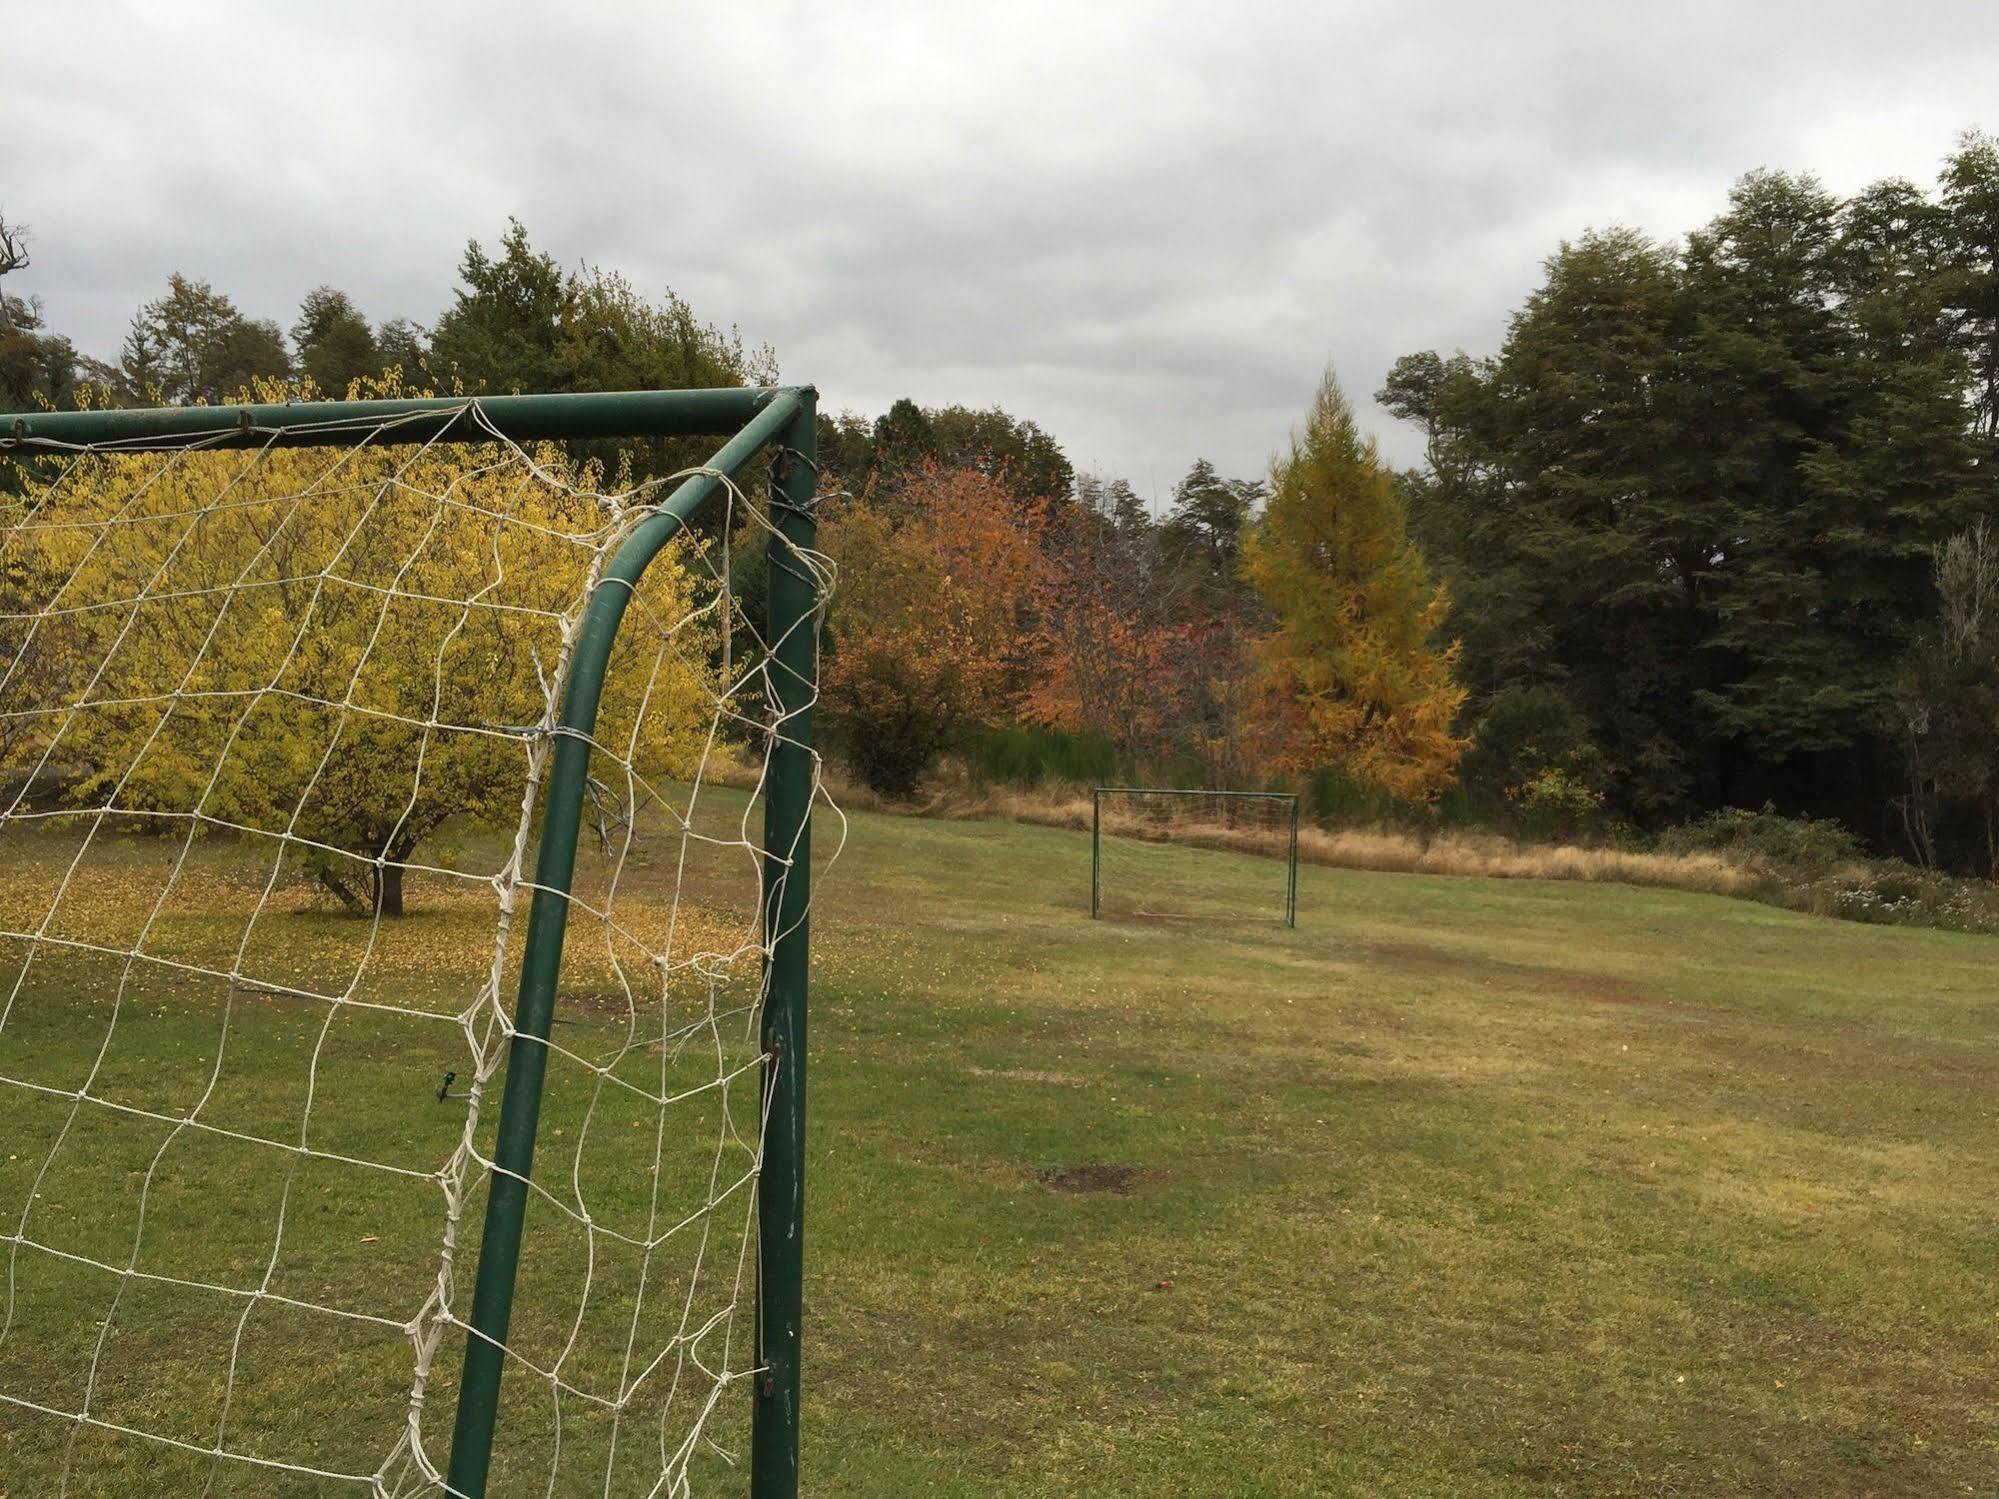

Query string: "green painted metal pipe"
[443, 389, 807, 1499]
[1091, 790, 1102, 919]
[751, 392, 817, 1499]
[0, 387, 790, 453]
[1287, 798, 1301, 928]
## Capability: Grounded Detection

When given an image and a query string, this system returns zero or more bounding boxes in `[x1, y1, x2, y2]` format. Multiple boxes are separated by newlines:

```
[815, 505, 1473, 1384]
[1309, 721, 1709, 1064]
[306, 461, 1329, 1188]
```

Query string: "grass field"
[2, 792, 1997, 1496]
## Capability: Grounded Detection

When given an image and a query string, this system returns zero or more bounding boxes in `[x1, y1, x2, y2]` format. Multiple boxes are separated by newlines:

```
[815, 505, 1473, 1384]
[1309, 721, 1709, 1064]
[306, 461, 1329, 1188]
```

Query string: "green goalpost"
[0, 388, 825, 1498]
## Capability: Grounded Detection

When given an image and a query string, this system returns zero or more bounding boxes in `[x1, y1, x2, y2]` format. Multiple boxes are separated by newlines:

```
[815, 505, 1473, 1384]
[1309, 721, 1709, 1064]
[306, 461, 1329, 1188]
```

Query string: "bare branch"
[0, 212, 29, 277]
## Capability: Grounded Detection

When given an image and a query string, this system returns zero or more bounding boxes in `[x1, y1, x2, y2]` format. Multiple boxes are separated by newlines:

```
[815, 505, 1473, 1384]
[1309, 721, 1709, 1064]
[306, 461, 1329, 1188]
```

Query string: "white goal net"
[0, 400, 833, 1496]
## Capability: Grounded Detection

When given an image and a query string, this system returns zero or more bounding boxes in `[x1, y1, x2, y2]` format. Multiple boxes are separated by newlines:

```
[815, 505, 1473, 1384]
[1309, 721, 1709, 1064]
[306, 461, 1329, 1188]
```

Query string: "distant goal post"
[1090, 787, 1300, 929]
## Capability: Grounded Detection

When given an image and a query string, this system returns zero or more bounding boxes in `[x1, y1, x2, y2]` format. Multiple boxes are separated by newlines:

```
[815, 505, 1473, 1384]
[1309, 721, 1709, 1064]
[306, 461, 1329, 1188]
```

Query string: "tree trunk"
[317, 866, 370, 916]
[372, 860, 405, 919]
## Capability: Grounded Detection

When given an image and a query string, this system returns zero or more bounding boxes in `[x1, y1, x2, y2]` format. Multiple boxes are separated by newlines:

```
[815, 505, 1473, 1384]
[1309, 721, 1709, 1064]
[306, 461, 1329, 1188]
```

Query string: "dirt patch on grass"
[969, 1066, 1088, 1087]
[1537, 967, 1687, 1011]
[1363, 938, 1695, 1014]
[1099, 906, 1282, 933]
[1035, 1162, 1151, 1195]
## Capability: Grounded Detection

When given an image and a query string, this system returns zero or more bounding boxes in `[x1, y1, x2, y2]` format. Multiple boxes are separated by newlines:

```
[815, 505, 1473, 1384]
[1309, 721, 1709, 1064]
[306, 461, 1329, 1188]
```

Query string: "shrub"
[1508, 766, 1606, 842]
[1459, 685, 1607, 834]
[967, 725, 1117, 788]
[1656, 803, 1865, 873]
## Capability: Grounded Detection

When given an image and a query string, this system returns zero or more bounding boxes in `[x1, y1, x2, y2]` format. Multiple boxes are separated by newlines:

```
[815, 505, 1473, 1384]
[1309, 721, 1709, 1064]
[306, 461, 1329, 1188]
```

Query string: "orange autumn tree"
[1242, 366, 1467, 802]
[1030, 597, 1179, 760]
[1031, 519, 1282, 785]
[1168, 611, 1287, 791]
[1028, 503, 1186, 763]
[819, 463, 1050, 794]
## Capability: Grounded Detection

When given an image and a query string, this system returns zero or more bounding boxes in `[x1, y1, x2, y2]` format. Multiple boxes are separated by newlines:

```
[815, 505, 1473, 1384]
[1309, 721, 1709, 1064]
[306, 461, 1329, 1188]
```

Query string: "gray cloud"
[7, 1, 1997, 497]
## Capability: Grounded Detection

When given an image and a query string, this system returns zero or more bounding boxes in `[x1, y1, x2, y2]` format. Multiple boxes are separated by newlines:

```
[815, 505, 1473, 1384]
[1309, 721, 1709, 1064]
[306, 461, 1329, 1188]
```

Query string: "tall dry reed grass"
[818, 773, 1768, 897]
[737, 761, 1994, 933]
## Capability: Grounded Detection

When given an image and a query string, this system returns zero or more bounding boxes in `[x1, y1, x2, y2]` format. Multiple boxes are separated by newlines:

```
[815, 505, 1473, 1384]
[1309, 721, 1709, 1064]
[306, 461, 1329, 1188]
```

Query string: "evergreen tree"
[1162, 458, 1264, 606]
[1687, 171, 1982, 824]
[128, 274, 292, 405]
[117, 316, 162, 402]
[1938, 131, 1999, 464]
[1376, 351, 1544, 710]
[291, 286, 380, 394]
[1680, 172, 1856, 762]
[815, 410, 876, 500]
[427, 221, 767, 488]
[926, 405, 1074, 508]
[375, 317, 431, 382]
[557, 267, 770, 393]
[1384, 229, 1700, 816]
[428, 219, 567, 392]
[1103, 476, 1149, 530]
[1383, 165, 1991, 836]
[867, 398, 939, 494]
[864, 400, 1073, 510]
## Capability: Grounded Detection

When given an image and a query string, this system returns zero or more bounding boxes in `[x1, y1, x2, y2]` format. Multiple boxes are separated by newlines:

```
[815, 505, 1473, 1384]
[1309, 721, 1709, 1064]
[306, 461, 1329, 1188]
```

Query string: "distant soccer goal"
[1090, 788, 1300, 928]
[0, 388, 829, 1498]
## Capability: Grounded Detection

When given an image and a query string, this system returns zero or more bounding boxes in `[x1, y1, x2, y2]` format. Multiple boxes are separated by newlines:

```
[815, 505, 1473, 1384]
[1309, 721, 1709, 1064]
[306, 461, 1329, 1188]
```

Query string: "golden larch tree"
[1241, 366, 1467, 803]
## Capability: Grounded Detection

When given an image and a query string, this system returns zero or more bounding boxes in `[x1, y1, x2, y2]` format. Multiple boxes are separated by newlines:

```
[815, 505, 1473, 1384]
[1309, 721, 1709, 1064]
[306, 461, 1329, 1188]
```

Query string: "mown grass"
[2, 792, 1996, 1495]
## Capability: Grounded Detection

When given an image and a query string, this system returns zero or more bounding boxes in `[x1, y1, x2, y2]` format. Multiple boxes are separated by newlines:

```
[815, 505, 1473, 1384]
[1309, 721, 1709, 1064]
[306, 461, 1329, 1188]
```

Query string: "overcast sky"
[7, 2, 1998, 500]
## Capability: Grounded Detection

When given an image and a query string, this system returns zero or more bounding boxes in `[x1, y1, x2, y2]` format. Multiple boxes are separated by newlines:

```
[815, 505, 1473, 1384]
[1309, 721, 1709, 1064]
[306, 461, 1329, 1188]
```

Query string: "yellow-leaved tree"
[3, 424, 717, 914]
[1241, 366, 1467, 803]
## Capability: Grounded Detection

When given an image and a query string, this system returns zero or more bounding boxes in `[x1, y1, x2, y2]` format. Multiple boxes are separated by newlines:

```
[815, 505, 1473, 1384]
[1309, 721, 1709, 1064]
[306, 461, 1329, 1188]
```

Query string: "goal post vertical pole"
[442, 390, 806, 1499]
[753, 390, 818, 1499]
[1287, 794, 1300, 928]
[1091, 789, 1102, 919]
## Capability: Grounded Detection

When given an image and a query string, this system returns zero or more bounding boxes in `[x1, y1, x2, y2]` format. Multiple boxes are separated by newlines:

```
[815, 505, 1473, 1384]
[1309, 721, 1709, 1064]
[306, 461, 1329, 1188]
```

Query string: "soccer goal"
[0, 388, 829, 1498]
[1090, 787, 1300, 928]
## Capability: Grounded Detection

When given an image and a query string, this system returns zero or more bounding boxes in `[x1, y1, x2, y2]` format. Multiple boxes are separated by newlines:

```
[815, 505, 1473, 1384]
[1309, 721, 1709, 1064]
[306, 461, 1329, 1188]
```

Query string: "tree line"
[1379, 131, 1999, 875]
[3, 128, 1996, 882]
[2, 212, 1454, 819]
[1, 218, 769, 415]
[807, 376, 1461, 808]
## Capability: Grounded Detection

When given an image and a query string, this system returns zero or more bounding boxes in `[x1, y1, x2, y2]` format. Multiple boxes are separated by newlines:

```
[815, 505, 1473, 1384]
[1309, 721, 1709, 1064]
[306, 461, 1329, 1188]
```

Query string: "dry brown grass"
[731, 759, 1994, 931]
[813, 768, 1769, 898]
